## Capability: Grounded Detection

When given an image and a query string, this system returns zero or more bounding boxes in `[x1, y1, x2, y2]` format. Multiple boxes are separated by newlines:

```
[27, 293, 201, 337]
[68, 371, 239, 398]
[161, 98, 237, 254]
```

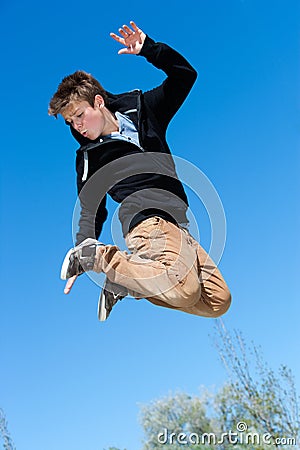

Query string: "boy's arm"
[111, 22, 197, 131]
[63, 193, 108, 295]
[75, 195, 108, 245]
[139, 36, 197, 131]
[76, 163, 108, 245]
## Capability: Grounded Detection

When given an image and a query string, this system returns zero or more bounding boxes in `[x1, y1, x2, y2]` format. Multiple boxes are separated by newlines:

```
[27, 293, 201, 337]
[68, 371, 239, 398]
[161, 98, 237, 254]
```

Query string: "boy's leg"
[93, 217, 231, 317]
[186, 239, 231, 317]
[138, 227, 231, 318]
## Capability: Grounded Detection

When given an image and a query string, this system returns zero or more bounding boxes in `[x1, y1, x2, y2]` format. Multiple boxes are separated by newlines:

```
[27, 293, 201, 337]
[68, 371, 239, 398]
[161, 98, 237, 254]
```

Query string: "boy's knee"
[209, 288, 232, 318]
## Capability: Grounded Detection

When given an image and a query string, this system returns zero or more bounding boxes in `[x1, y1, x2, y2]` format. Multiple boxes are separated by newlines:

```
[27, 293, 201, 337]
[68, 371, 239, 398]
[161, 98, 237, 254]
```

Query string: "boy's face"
[62, 97, 106, 140]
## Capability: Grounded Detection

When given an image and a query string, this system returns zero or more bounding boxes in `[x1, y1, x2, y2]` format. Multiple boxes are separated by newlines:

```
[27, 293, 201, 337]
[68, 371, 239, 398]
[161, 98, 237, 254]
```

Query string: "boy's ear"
[94, 94, 104, 108]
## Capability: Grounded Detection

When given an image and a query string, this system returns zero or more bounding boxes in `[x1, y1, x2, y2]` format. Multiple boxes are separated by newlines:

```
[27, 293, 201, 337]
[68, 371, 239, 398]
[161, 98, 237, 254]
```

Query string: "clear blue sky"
[1, 0, 299, 449]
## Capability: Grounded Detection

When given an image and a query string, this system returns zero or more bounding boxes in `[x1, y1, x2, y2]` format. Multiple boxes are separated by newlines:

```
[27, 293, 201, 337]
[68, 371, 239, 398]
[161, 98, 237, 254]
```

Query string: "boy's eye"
[77, 112, 83, 118]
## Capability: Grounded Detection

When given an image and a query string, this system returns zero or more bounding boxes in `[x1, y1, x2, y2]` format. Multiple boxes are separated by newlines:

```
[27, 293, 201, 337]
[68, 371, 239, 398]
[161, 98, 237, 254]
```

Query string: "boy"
[49, 21, 231, 321]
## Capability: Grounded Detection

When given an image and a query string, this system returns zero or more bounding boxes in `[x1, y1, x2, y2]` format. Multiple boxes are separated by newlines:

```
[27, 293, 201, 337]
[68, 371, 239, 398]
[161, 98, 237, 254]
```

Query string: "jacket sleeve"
[138, 35, 197, 131]
[76, 195, 108, 245]
[75, 163, 108, 245]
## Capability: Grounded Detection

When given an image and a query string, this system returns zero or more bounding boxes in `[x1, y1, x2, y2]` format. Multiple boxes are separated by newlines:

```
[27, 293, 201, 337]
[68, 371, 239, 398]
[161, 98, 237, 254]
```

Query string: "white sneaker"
[97, 279, 127, 321]
[61, 238, 103, 280]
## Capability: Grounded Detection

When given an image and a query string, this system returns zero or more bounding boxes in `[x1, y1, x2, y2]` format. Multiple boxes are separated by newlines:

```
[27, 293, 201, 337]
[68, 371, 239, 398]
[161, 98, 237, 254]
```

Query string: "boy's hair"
[48, 70, 108, 117]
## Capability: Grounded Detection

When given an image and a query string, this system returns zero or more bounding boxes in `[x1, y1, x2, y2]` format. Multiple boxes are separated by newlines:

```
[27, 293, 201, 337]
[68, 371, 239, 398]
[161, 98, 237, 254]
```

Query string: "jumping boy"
[49, 21, 231, 321]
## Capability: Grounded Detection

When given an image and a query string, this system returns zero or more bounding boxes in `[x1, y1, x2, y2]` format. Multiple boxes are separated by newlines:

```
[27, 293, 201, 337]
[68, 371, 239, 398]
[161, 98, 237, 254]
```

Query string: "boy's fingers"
[130, 21, 139, 32]
[123, 24, 132, 35]
[64, 275, 78, 294]
[118, 28, 128, 38]
[110, 32, 124, 44]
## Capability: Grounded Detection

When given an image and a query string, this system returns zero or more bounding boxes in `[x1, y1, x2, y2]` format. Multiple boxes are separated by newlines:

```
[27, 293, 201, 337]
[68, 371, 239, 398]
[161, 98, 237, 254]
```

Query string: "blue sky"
[1, 0, 299, 449]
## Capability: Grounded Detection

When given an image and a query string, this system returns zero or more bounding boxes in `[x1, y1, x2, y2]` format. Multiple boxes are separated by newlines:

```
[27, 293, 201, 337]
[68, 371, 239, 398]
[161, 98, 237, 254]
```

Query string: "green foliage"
[138, 321, 300, 449]
[140, 391, 215, 449]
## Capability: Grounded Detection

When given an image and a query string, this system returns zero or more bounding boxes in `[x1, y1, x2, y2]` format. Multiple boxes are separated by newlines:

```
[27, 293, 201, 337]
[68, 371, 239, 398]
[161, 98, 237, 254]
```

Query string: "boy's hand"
[110, 21, 146, 55]
[64, 275, 78, 294]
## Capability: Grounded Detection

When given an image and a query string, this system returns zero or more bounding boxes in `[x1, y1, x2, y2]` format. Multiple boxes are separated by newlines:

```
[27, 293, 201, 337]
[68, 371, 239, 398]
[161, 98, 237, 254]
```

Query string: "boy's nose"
[74, 121, 82, 131]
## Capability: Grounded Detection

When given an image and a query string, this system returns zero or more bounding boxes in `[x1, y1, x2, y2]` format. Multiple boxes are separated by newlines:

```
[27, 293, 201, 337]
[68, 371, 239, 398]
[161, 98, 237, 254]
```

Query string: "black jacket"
[71, 35, 197, 244]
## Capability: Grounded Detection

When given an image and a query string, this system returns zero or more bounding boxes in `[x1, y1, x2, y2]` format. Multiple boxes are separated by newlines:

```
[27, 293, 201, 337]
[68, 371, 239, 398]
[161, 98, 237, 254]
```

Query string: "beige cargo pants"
[93, 216, 231, 317]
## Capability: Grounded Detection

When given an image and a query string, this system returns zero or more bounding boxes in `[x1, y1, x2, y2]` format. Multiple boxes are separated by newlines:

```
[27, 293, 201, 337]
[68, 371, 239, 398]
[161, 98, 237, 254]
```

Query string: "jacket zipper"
[136, 91, 144, 149]
[82, 150, 89, 181]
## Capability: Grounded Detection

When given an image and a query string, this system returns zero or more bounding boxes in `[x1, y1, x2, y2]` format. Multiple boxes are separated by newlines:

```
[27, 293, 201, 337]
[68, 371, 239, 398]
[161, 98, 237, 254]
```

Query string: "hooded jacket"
[71, 35, 197, 244]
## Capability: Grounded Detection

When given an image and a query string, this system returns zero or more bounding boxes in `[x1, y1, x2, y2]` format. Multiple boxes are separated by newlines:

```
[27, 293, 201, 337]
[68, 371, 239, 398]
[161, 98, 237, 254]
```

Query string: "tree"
[140, 391, 215, 449]
[0, 409, 15, 450]
[137, 320, 300, 449]
[213, 320, 300, 447]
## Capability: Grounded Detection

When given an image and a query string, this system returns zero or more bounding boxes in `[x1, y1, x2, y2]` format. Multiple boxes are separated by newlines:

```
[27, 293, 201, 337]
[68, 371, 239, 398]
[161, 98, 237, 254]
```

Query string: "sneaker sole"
[60, 248, 74, 280]
[97, 290, 107, 322]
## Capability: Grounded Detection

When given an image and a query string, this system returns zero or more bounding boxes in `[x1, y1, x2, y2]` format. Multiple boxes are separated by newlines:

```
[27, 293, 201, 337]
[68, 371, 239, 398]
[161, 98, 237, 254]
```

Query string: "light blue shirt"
[105, 111, 142, 149]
